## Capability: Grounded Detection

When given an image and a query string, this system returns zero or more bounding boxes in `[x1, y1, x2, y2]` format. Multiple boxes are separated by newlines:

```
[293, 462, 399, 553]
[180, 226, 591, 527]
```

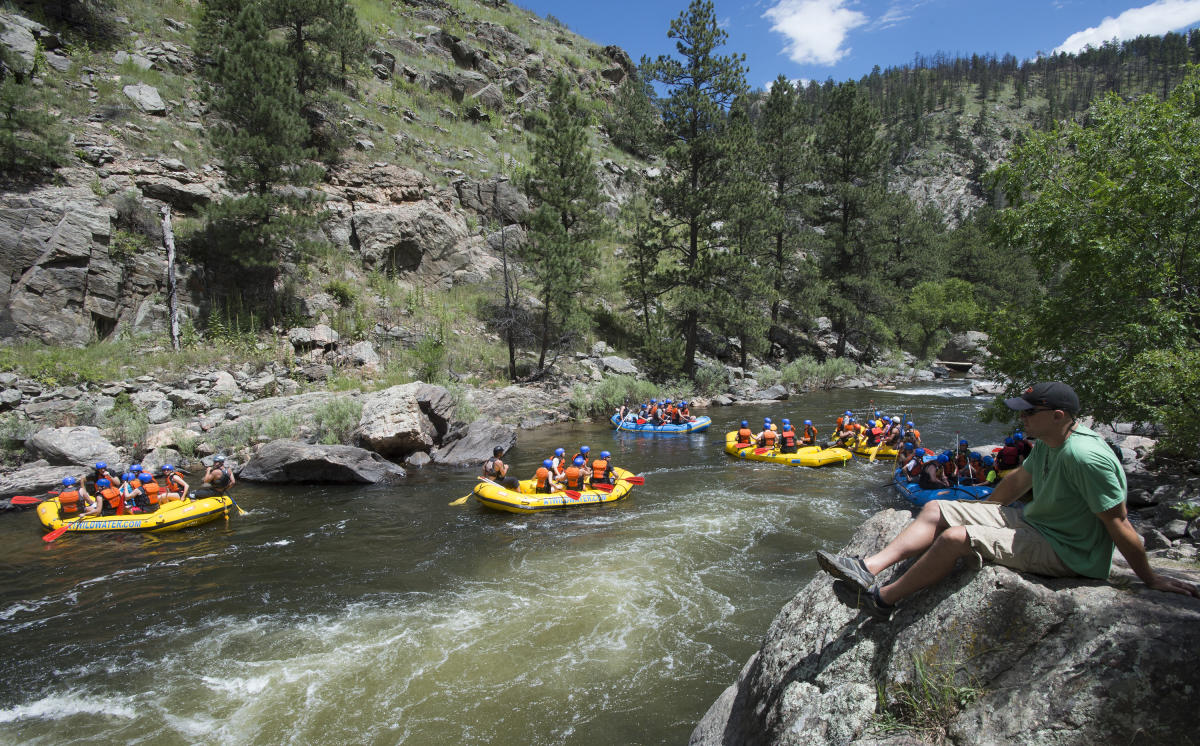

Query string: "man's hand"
[1145, 573, 1200, 599]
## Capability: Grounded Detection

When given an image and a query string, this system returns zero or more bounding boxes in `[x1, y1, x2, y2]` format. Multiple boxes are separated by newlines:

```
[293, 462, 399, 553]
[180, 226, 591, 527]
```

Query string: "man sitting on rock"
[817, 381, 1200, 620]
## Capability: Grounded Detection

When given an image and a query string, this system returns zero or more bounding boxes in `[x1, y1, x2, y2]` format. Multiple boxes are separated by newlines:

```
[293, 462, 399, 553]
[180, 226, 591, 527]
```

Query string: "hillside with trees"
[0, 0, 1196, 451]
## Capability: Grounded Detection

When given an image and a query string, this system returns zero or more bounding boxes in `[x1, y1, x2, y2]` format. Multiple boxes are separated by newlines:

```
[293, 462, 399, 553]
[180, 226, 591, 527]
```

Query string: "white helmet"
[892, 416, 900, 423]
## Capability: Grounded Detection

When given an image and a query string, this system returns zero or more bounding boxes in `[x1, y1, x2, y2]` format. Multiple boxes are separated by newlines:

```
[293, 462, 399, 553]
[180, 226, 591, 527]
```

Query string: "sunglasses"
[1019, 407, 1056, 417]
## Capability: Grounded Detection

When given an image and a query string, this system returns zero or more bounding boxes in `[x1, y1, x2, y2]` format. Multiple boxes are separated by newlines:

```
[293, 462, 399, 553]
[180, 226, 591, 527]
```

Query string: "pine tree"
[260, 0, 368, 99]
[812, 81, 889, 358]
[0, 54, 68, 177]
[523, 74, 604, 373]
[641, 0, 747, 379]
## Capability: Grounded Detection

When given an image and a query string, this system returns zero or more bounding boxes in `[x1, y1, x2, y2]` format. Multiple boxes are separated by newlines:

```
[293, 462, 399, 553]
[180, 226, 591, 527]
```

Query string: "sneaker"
[816, 550, 876, 592]
[859, 585, 895, 621]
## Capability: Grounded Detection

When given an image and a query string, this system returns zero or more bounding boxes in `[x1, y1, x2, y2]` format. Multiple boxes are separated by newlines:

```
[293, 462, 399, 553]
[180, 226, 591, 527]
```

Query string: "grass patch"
[313, 397, 363, 445]
[875, 653, 984, 742]
[103, 393, 149, 451]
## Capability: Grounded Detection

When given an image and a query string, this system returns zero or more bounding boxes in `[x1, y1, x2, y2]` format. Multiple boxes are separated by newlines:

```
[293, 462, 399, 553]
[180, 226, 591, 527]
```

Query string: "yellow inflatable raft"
[36, 495, 235, 535]
[846, 437, 900, 459]
[724, 432, 852, 467]
[473, 467, 637, 514]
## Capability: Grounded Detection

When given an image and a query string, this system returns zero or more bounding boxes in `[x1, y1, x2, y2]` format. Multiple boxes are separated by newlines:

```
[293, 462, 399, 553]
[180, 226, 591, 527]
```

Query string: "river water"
[0, 381, 1009, 745]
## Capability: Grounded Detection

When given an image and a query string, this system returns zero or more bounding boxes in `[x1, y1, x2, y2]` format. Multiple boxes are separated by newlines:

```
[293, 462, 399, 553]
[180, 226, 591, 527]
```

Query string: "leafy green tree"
[640, 0, 747, 378]
[898, 279, 981, 360]
[260, 0, 368, 98]
[812, 81, 890, 358]
[523, 74, 604, 373]
[988, 69, 1200, 443]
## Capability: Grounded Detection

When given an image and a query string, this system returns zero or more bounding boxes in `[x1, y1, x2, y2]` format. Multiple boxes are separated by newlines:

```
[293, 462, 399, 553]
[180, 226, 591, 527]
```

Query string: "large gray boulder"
[356, 383, 456, 457]
[122, 83, 166, 114]
[0, 461, 83, 499]
[350, 200, 499, 285]
[26, 426, 121, 468]
[455, 177, 529, 225]
[239, 439, 405, 484]
[691, 510, 1200, 746]
[431, 418, 517, 466]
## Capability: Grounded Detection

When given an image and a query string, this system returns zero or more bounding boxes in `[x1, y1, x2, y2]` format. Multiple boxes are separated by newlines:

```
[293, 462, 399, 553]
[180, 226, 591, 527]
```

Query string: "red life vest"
[736, 428, 753, 445]
[998, 446, 1021, 469]
[141, 479, 161, 505]
[99, 486, 123, 512]
[780, 430, 796, 448]
[761, 429, 777, 446]
[58, 489, 81, 514]
[564, 466, 584, 491]
[591, 458, 610, 483]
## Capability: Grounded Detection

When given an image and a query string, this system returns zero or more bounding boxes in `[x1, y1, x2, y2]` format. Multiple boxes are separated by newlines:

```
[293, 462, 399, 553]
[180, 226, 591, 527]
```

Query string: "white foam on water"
[879, 384, 972, 398]
[0, 692, 138, 723]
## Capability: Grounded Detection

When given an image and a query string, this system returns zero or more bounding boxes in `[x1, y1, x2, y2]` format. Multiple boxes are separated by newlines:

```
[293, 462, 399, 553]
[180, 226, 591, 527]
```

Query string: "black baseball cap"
[1004, 382, 1080, 415]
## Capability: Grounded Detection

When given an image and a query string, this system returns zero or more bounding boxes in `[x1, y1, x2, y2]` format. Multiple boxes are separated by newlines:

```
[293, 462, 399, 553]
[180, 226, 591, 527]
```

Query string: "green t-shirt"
[1022, 424, 1126, 578]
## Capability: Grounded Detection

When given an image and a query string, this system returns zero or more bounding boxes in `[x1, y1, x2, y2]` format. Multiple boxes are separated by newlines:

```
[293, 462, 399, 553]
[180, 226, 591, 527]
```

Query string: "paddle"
[621, 476, 645, 485]
[592, 482, 614, 492]
[11, 495, 45, 506]
[43, 517, 83, 543]
[868, 443, 881, 463]
[449, 492, 471, 506]
[227, 494, 247, 516]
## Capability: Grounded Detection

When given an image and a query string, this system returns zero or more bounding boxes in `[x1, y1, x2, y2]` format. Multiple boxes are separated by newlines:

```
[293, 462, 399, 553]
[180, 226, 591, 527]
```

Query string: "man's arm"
[985, 465, 1032, 506]
[1098, 504, 1200, 598]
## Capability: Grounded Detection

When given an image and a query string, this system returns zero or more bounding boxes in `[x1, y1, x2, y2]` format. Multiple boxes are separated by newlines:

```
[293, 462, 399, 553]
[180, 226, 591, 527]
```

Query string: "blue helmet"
[983, 455, 995, 466]
[1014, 431, 1024, 440]
[783, 424, 792, 431]
[874, 410, 881, 417]
[936, 454, 949, 464]
[62, 476, 77, 487]
[129, 464, 142, 474]
[906, 421, 914, 427]
[902, 441, 914, 450]
[741, 420, 749, 427]
[1005, 436, 1014, 446]
[782, 419, 790, 425]
[600, 450, 610, 459]
[139, 472, 154, 482]
[959, 439, 968, 446]
[580, 445, 590, 454]
[845, 410, 852, 417]
[161, 464, 174, 473]
[804, 419, 812, 426]
[680, 401, 687, 406]
[94, 462, 107, 470]
[573, 456, 585, 466]
[915, 448, 926, 457]
[96, 478, 111, 488]
[969, 452, 982, 461]
[555, 448, 565, 457]
[650, 398, 656, 403]
[122, 472, 134, 482]
[542, 459, 553, 469]
[764, 418, 771, 424]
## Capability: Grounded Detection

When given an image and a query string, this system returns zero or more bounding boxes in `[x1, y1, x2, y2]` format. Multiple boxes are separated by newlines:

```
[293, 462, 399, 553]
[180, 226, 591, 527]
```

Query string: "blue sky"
[516, 0, 1200, 89]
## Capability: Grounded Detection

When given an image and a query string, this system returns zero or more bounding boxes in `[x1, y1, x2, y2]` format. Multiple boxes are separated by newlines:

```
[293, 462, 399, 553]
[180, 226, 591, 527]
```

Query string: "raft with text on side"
[892, 467, 994, 507]
[723, 431, 852, 467]
[472, 467, 638, 514]
[610, 414, 712, 434]
[36, 495, 235, 535]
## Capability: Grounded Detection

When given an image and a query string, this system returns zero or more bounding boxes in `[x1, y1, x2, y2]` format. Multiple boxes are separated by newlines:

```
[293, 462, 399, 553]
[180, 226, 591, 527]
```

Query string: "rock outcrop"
[355, 382, 456, 458]
[239, 439, 405, 483]
[692, 510, 1200, 746]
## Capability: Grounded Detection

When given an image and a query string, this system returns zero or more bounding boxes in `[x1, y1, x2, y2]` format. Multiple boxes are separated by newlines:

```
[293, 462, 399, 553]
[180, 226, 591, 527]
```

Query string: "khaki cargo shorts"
[937, 501, 1076, 577]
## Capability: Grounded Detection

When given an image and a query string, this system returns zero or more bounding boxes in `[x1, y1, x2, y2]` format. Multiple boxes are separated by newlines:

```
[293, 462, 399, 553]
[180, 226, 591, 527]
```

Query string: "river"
[0, 381, 1010, 745]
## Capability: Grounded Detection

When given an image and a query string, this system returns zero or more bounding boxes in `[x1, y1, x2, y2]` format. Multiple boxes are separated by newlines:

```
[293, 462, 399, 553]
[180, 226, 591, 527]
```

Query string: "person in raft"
[201, 454, 236, 496]
[482, 446, 520, 489]
[161, 464, 189, 503]
[816, 381, 1200, 620]
[534, 459, 561, 494]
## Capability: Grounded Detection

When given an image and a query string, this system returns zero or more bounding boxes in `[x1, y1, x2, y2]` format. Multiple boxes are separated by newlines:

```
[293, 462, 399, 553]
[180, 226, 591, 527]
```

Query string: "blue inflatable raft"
[610, 414, 712, 434]
[893, 467, 994, 507]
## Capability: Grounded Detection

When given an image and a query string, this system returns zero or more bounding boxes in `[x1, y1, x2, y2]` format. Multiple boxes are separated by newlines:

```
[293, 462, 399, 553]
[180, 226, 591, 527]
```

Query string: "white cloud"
[763, 0, 869, 66]
[1055, 0, 1200, 54]
[764, 76, 811, 90]
[874, 4, 910, 30]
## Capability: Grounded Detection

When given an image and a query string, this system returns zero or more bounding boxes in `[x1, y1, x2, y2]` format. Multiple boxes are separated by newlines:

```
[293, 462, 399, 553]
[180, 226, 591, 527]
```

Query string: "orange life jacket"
[58, 489, 81, 514]
[761, 429, 777, 446]
[647, 404, 658, 418]
[804, 425, 818, 442]
[835, 416, 846, 431]
[780, 430, 796, 448]
[591, 458, 610, 482]
[736, 428, 753, 445]
[99, 486, 123, 512]
[535, 467, 552, 491]
[141, 479, 161, 505]
[564, 466, 584, 491]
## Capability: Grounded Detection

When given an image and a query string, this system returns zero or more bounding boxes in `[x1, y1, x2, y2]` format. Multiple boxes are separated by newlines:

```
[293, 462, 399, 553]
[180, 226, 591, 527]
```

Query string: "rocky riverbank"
[690, 506, 1200, 746]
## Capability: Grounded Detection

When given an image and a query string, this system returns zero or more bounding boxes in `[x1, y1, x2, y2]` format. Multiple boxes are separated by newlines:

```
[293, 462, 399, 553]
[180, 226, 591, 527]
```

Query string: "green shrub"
[325, 279, 359, 307]
[568, 375, 660, 420]
[816, 357, 858, 389]
[754, 365, 782, 388]
[781, 356, 821, 389]
[104, 393, 149, 450]
[258, 412, 299, 441]
[313, 397, 363, 445]
[692, 364, 727, 396]
[412, 333, 447, 384]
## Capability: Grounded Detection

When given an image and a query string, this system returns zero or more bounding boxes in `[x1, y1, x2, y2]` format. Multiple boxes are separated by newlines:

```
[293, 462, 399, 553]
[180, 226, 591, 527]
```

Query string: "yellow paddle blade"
[869, 444, 881, 463]
[449, 494, 471, 506]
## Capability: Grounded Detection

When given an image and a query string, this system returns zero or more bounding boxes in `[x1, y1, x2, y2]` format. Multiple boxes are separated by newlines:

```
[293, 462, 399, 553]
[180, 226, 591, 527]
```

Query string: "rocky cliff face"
[692, 509, 1200, 745]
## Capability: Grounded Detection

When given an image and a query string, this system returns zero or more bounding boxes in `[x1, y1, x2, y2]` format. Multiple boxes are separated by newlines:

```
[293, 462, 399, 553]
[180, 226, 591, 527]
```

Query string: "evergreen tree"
[640, 0, 747, 378]
[812, 81, 889, 358]
[523, 74, 604, 373]
[260, 0, 368, 99]
[604, 72, 661, 158]
[0, 52, 68, 177]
